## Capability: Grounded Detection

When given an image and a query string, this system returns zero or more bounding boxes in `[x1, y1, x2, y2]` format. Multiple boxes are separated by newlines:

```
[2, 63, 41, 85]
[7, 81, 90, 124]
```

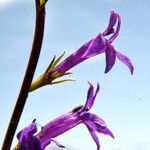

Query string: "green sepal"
[50, 71, 60, 78]
[48, 51, 65, 73]
[29, 52, 69, 92]
[40, 0, 45, 6]
[51, 78, 75, 85]
[29, 74, 45, 92]
[13, 144, 19, 150]
[63, 71, 73, 75]
[45, 55, 56, 74]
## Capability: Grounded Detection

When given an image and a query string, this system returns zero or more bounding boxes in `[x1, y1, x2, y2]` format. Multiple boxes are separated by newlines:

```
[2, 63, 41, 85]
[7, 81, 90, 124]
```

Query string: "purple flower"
[16, 120, 42, 150]
[29, 10, 134, 92]
[47, 10, 134, 77]
[17, 83, 114, 150]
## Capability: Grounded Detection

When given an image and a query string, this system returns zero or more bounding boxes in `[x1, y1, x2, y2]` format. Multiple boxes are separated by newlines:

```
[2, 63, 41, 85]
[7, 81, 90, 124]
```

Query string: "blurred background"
[0, 0, 150, 149]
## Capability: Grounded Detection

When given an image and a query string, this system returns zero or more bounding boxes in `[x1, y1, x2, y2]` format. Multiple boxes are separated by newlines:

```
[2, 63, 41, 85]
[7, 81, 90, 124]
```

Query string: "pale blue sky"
[0, 0, 150, 150]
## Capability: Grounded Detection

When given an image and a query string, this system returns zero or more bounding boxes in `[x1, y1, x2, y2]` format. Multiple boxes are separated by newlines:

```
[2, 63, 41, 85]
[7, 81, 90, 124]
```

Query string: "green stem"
[1, 0, 46, 149]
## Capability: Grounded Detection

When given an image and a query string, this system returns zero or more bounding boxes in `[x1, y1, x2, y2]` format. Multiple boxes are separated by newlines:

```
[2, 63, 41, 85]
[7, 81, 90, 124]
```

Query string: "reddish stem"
[1, 1, 46, 149]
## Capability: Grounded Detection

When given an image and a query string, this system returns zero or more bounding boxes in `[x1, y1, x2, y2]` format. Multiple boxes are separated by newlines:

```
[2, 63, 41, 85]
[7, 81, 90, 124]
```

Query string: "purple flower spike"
[47, 10, 134, 78]
[17, 83, 114, 150]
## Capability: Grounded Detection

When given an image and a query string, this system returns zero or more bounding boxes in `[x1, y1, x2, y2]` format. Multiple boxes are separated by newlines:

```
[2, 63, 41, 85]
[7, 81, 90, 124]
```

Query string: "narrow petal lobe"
[116, 51, 134, 74]
[105, 45, 116, 73]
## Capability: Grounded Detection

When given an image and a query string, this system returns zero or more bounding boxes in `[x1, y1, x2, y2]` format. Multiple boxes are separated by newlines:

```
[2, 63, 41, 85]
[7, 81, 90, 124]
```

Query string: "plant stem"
[1, 0, 46, 149]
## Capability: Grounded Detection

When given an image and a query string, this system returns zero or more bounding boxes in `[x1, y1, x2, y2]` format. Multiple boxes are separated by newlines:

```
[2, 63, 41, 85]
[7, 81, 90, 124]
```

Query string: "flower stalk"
[1, 0, 47, 149]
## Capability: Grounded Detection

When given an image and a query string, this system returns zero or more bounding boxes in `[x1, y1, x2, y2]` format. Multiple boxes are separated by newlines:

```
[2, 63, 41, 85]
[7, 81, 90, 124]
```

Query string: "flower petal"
[85, 122, 100, 150]
[17, 123, 42, 150]
[81, 113, 114, 139]
[81, 83, 100, 112]
[51, 138, 65, 148]
[102, 10, 118, 36]
[80, 113, 106, 127]
[87, 121, 114, 139]
[108, 13, 121, 43]
[82, 33, 106, 59]
[84, 82, 94, 111]
[105, 45, 116, 73]
[116, 51, 134, 74]
[93, 83, 100, 101]
[97, 126, 115, 139]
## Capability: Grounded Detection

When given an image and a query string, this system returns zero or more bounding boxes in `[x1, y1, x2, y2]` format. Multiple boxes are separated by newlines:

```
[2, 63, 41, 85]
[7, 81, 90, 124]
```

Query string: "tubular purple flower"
[47, 10, 134, 78]
[29, 10, 134, 92]
[16, 83, 114, 150]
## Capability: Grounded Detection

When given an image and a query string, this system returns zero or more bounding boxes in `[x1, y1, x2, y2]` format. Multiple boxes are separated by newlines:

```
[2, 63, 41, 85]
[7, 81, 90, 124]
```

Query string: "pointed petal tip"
[130, 66, 134, 75]
[87, 81, 93, 86]
[32, 118, 36, 123]
[106, 128, 115, 139]
[87, 82, 100, 93]
[116, 51, 134, 75]
[51, 138, 65, 148]
[59, 145, 65, 148]
[110, 132, 115, 139]
[127, 61, 134, 75]
[104, 65, 113, 74]
[97, 145, 100, 150]
[110, 9, 116, 15]
[104, 68, 109, 74]
[110, 9, 119, 17]
[97, 83, 100, 91]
